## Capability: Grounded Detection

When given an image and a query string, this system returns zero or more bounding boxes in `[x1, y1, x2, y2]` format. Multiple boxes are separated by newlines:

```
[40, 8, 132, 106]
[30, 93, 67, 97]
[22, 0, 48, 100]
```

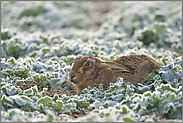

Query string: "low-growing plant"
[1, 1, 182, 122]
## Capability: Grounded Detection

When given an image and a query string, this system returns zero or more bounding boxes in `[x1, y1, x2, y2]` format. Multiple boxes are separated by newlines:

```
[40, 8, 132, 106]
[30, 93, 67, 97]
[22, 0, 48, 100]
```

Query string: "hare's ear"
[93, 58, 131, 73]
[106, 62, 131, 73]
[92, 58, 108, 69]
[109, 65, 130, 73]
[95, 62, 108, 69]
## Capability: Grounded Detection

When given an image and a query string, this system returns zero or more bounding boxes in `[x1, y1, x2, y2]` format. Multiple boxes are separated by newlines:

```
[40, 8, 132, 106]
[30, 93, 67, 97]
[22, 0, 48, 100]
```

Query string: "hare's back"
[112, 54, 158, 72]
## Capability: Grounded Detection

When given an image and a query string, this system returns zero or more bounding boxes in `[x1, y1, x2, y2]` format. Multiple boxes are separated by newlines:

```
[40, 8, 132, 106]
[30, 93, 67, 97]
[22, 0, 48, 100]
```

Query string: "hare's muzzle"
[68, 75, 77, 84]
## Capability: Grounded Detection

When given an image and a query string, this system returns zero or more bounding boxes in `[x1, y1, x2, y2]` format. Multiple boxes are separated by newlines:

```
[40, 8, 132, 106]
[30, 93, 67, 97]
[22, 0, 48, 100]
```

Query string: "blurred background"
[2, 1, 181, 32]
[1, 1, 182, 59]
[1, 1, 120, 32]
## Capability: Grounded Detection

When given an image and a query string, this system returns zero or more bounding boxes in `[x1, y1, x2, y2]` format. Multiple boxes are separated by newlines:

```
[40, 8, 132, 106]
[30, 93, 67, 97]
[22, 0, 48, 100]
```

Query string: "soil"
[18, 81, 78, 97]
[45, 85, 77, 97]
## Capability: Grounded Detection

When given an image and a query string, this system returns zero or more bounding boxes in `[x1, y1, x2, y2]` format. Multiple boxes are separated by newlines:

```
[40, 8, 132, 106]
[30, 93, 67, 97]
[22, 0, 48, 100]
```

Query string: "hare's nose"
[69, 75, 76, 82]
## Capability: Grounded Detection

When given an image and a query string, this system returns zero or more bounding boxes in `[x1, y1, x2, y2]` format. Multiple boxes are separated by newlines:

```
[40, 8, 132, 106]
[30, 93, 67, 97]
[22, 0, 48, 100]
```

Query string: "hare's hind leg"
[135, 60, 161, 81]
[138, 60, 161, 73]
[127, 61, 156, 86]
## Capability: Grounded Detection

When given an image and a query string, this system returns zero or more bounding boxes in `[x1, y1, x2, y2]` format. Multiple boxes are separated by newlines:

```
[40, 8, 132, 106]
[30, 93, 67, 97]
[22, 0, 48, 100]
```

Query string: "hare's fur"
[68, 54, 162, 93]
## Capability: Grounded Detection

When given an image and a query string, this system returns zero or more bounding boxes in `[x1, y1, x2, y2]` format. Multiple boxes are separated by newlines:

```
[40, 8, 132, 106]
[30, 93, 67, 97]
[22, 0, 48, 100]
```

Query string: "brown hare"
[68, 54, 162, 93]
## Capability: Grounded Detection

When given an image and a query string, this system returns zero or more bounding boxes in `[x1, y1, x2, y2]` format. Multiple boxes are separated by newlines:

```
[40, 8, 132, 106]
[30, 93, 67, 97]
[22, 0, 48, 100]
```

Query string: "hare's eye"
[85, 61, 90, 67]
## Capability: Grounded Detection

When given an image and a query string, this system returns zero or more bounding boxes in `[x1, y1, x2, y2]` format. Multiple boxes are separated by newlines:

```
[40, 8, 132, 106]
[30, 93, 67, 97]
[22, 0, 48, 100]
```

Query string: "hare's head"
[68, 56, 107, 86]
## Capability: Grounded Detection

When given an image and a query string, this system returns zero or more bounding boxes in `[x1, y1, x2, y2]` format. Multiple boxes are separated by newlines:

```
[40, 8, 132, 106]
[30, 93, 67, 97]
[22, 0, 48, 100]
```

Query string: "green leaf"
[13, 96, 26, 106]
[110, 56, 115, 61]
[37, 96, 52, 107]
[24, 88, 33, 95]
[116, 106, 120, 110]
[122, 107, 127, 114]
[1, 31, 11, 40]
[123, 117, 135, 122]
[53, 94, 58, 101]
[9, 110, 16, 118]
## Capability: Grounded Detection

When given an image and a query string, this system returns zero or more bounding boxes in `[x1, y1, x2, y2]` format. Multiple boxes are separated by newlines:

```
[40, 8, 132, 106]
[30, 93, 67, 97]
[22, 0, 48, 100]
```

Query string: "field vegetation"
[1, 1, 182, 122]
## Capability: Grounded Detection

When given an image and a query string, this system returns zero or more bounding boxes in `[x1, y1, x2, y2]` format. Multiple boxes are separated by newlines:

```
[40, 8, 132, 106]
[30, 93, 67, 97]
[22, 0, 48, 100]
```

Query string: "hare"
[68, 54, 162, 93]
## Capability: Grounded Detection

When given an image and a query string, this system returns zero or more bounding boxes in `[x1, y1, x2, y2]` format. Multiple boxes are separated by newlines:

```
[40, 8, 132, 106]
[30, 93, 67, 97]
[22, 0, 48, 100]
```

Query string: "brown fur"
[68, 54, 162, 93]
